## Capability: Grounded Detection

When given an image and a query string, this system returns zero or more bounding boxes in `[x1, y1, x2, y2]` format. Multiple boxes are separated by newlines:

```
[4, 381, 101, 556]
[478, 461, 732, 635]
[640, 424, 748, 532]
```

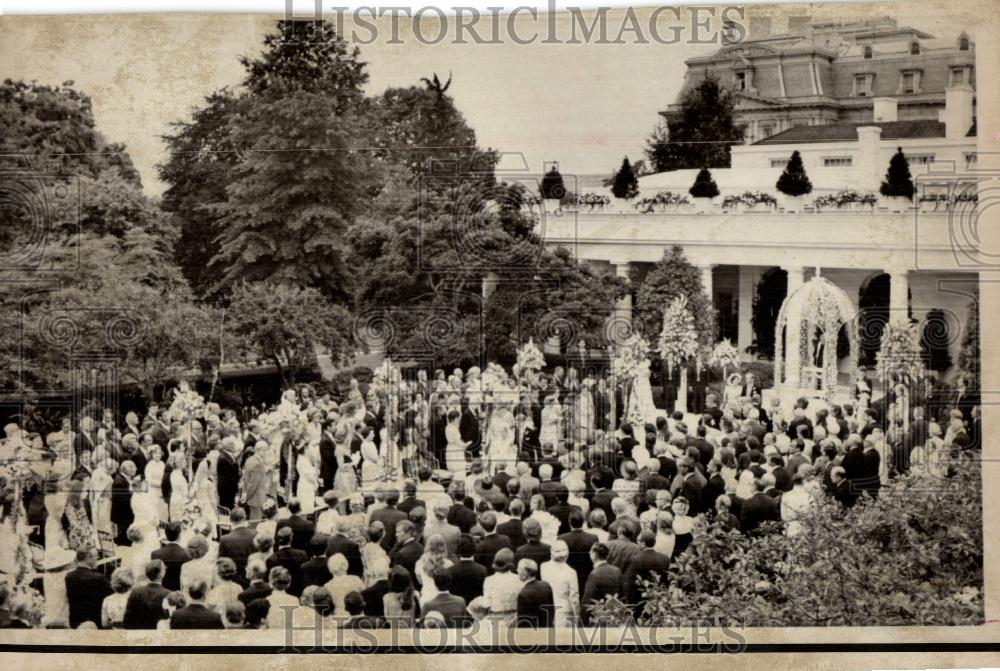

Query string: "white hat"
[43, 547, 78, 572]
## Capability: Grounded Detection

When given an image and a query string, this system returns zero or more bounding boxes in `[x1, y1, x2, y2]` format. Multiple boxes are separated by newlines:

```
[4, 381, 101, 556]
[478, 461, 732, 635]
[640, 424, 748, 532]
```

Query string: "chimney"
[943, 84, 975, 140]
[856, 126, 883, 190]
[873, 97, 898, 122]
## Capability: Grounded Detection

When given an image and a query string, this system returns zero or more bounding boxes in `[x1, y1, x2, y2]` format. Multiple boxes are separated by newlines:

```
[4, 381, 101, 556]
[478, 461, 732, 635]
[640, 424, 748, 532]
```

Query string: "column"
[784, 266, 805, 296]
[887, 266, 910, 323]
[614, 262, 632, 322]
[782, 269, 805, 388]
[699, 264, 715, 298]
[737, 265, 756, 359]
[481, 271, 498, 301]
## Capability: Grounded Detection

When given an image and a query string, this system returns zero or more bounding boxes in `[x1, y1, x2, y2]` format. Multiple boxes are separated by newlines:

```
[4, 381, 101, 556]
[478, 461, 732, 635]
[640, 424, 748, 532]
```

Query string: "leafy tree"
[688, 168, 720, 199]
[920, 308, 954, 372]
[645, 77, 745, 172]
[540, 167, 566, 200]
[611, 157, 639, 199]
[634, 245, 716, 347]
[957, 301, 979, 385]
[227, 282, 353, 386]
[775, 150, 812, 197]
[881, 147, 915, 199]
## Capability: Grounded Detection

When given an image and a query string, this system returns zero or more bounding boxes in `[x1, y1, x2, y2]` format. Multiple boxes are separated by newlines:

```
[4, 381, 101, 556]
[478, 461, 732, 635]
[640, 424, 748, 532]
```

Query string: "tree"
[540, 167, 566, 200]
[634, 246, 716, 348]
[611, 157, 639, 199]
[921, 308, 954, 373]
[227, 282, 353, 386]
[775, 150, 812, 197]
[957, 301, 979, 385]
[881, 147, 915, 199]
[688, 168, 719, 199]
[645, 77, 745, 172]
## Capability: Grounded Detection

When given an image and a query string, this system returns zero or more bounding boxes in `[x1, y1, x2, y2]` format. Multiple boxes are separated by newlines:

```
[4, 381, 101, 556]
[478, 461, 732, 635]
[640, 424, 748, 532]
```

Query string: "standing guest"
[170, 579, 224, 629]
[302, 536, 334, 588]
[606, 520, 640, 571]
[180, 535, 216, 593]
[248, 534, 275, 570]
[414, 534, 453, 605]
[389, 520, 424, 580]
[362, 523, 391, 586]
[449, 534, 488, 605]
[65, 547, 113, 629]
[325, 518, 364, 578]
[360, 558, 393, 618]
[581, 543, 621, 625]
[238, 561, 273, 606]
[423, 502, 461, 559]
[62, 480, 96, 553]
[216, 439, 241, 510]
[101, 568, 134, 629]
[240, 444, 270, 521]
[275, 498, 314, 552]
[340, 591, 386, 630]
[324, 554, 364, 617]
[111, 460, 136, 546]
[315, 491, 342, 536]
[267, 527, 308, 597]
[420, 570, 471, 628]
[152, 522, 191, 592]
[207, 558, 245, 617]
[474, 512, 512, 573]
[123, 560, 170, 629]
[244, 598, 270, 629]
[515, 559, 554, 628]
[540, 540, 579, 628]
[383, 566, 418, 627]
[265, 566, 299, 630]
[218, 508, 257, 578]
[370, 489, 408, 551]
[557, 509, 597, 594]
[622, 532, 671, 610]
[482, 548, 522, 625]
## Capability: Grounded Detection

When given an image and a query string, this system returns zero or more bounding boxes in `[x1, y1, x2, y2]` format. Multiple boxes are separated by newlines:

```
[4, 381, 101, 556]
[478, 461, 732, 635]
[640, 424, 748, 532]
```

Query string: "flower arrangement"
[168, 380, 205, 422]
[611, 334, 650, 386]
[813, 190, 878, 210]
[633, 191, 691, 213]
[709, 339, 741, 378]
[722, 191, 778, 210]
[180, 498, 208, 532]
[572, 192, 611, 209]
[257, 392, 309, 442]
[876, 321, 926, 384]
[516, 338, 546, 378]
[659, 295, 700, 377]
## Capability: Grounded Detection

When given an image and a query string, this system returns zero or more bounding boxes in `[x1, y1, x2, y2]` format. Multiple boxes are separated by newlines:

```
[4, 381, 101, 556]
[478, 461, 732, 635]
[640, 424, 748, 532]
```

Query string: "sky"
[0, 3, 975, 195]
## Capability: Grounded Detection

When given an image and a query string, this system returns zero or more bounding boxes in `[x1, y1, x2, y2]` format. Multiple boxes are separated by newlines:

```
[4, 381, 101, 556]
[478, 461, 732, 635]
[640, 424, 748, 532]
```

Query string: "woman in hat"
[482, 548, 520, 626]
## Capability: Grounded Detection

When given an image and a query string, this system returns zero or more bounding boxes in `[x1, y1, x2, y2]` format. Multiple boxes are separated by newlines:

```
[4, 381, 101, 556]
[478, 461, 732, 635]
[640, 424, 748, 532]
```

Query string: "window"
[855, 74, 873, 97]
[908, 154, 935, 164]
[902, 73, 915, 94]
[735, 72, 746, 91]
[959, 35, 970, 51]
[824, 157, 853, 167]
[863, 45, 873, 59]
[910, 42, 920, 55]
[760, 123, 775, 139]
[770, 158, 787, 168]
[965, 152, 978, 166]
[951, 67, 966, 85]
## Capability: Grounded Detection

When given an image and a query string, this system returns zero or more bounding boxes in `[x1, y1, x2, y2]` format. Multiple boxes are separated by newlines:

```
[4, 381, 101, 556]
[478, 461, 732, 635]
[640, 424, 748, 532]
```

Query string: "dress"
[144, 460, 167, 522]
[295, 453, 319, 514]
[332, 440, 357, 498]
[64, 502, 96, 552]
[486, 409, 517, 474]
[539, 403, 563, 450]
[415, 557, 453, 606]
[101, 592, 129, 628]
[575, 389, 595, 442]
[90, 468, 113, 534]
[629, 360, 658, 423]
[540, 560, 579, 628]
[445, 423, 467, 479]
[482, 570, 522, 622]
[169, 469, 189, 523]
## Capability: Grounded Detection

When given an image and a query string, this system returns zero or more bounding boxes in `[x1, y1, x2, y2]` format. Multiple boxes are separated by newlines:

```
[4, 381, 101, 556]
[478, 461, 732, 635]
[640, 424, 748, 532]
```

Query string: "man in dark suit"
[515, 559, 554, 628]
[388, 520, 424, 580]
[238, 561, 273, 605]
[558, 509, 598, 594]
[275, 499, 315, 552]
[589, 473, 618, 524]
[218, 507, 257, 578]
[460, 404, 482, 459]
[341, 590, 387, 629]
[170, 579, 224, 629]
[326, 518, 364, 578]
[267, 527, 308, 597]
[677, 458, 705, 515]
[446, 487, 477, 533]
[216, 443, 241, 510]
[768, 456, 793, 492]
[622, 532, 671, 608]
[830, 466, 857, 508]
[397, 481, 425, 516]
[641, 458, 671, 494]
[302, 535, 333, 587]
[370, 488, 408, 552]
[514, 518, 551, 567]
[496, 499, 526, 551]
[152, 522, 191, 592]
[740, 480, 780, 534]
[449, 534, 488, 605]
[515, 409, 542, 464]
[123, 560, 171, 629]
[474, 512, 512, 573]
[421, 569, 472, 628]
[110, 463, 136, 546]
[65, 547, 112, 628]
[581, 543, 622, 625]
[546, 487, 581, 536]
[360, 567, 392, 618]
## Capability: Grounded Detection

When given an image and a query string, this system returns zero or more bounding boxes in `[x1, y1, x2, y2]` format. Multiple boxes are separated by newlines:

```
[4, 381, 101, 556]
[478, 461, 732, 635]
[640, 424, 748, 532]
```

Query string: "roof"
[753, 120, 948, 145]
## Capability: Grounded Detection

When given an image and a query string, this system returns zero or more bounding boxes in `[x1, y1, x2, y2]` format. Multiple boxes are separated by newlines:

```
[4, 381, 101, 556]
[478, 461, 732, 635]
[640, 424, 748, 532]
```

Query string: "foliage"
[957, 301, 979, 385]
[721, 191, 777, 210]
[813, 190, 878, 209]
[634, 246, 716, 348]
[591, 462, 983, 626]
[568, 192, 611, 209]
[920, 308, 954, 373]
[540, 167, 566, 200]
[775, 151, 813, 197]
[226, 282, 352, 386]
[708, 339, 740, 371]
[688, 168, 719, 199]
[877, 320, 926, 384]
[634, 191, 690, 213]
[880, 147, 915, 199]
[659, 295, 700, 366]
[645, 77, 745, 172]
[611, 157, 639, 199]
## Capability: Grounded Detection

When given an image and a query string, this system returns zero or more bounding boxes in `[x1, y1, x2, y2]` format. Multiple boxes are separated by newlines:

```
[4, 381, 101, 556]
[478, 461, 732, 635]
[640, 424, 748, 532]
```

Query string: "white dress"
[90, 468, 113, 534]
[629, 360, 658, 423]
[144, 460, 167, 522]
[540, 560, 579, 628]
[486, 409, 517, 474]
[539, 404, 563, 450]
[445, 423, 467, 479]
[416, 558, 453, 606]
[296, 453, 319, 514]
[169, 469, 189, 522]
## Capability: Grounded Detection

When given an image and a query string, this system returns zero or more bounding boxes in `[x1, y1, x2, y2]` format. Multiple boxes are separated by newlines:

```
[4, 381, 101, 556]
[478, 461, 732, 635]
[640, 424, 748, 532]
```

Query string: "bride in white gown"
[627, 359, 659, 423]
[485, 400, 517, 474]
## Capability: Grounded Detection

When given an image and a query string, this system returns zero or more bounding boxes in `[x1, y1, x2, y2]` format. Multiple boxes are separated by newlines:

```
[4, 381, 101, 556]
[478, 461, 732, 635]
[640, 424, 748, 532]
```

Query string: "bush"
[589, 461, 983, 627]
[880, 147, 915, 199]
[775, 150, 812, 197]
[611, 157, 640, 199]
[688, 168, 719, 199]
[540, 167, 566, 200]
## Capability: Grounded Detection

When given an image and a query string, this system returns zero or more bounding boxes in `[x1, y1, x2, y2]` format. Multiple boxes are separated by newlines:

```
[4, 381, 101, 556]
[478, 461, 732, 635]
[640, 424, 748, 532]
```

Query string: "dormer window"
[910, 41, 920, 55]
[959, 35, 970, 51]
[863, 45, 873, 59]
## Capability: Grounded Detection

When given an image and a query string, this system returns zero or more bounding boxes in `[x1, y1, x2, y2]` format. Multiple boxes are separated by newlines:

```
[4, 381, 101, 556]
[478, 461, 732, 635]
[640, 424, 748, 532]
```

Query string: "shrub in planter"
[689, 168, 719, 212]
[776, 150, 812, 211]
[880, 147, 914, 211]
[611, 157, 640, 199]
[540, 166, 566, 200]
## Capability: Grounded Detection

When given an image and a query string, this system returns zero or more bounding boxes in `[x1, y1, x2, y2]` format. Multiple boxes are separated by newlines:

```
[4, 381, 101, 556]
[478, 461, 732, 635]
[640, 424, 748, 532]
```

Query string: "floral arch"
[774, 274, 858, 398]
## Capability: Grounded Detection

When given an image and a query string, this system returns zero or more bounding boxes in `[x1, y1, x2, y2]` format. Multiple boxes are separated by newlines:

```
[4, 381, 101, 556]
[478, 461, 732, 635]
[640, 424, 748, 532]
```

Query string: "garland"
[721, 191, 778, 210]
[634, 191, 691, 213]
[813, 190, 878, 210]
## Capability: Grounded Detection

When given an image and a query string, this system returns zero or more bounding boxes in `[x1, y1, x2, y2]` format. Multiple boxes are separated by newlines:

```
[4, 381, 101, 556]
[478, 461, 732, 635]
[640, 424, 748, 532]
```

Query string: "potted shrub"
[688, 168, 719, 213]
[540, 166, 566, 212]
[611, 157, 640, 210]
[776, 150, 812, 212]
[880, 147, 915, 213]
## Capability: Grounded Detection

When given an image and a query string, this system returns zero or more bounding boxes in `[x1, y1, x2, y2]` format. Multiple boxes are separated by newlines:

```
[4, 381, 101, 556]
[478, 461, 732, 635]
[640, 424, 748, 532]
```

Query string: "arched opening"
[910, 41, 921, 55]
[751, 267, 787, 360]
[959, 35, 970, 51]
[858, 273, 890, 366]
[863, 45, 873, 59]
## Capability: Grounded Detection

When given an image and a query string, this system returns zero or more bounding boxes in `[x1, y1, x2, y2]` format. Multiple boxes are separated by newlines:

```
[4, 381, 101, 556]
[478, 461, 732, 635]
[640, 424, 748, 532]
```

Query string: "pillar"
[699, 264, 715, 298]
[887, 266, 910, 323]
[614, 262, 632, 322]
[481, 271, 499, 301]
[784, 265, 805, 295]
[737, 265, 756, 359]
